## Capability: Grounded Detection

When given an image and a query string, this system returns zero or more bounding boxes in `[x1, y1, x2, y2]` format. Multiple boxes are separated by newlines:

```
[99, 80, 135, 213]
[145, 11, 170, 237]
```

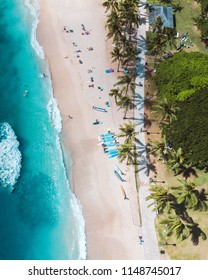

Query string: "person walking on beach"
[68, 115, 73, 119]
[139, 236, 144, 245]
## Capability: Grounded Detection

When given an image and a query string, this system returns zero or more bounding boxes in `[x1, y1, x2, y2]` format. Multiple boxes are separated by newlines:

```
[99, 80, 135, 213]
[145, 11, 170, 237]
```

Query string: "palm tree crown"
[118, 121, 138, 143]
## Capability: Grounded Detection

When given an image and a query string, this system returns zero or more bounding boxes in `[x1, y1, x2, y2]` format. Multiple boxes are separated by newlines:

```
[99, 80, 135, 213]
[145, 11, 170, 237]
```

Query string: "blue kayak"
[114, 170, 126, 182]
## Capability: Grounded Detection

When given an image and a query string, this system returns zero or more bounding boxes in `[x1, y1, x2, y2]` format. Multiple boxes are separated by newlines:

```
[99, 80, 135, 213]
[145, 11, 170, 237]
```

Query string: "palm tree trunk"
[117, 59, 121, 72]
[124, 108, 128, 119]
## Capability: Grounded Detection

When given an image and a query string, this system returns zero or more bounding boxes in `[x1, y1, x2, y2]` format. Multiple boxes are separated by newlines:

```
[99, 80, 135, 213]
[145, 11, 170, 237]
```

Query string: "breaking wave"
[0, 122, 21, 189]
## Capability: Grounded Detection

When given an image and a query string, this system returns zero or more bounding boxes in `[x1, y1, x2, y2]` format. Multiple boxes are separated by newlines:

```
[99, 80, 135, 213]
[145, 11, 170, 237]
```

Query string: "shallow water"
[0, 0, 86, 260]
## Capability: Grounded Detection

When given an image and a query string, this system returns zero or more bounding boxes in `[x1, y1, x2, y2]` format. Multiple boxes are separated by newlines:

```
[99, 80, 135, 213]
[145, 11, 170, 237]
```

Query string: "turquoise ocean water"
[0, 0, 86, 259]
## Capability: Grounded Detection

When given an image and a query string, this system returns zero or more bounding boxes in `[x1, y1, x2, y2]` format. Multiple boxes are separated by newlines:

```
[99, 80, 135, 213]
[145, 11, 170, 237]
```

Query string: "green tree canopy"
[163, 90, 208, 168]
[154, 52, 208, 102]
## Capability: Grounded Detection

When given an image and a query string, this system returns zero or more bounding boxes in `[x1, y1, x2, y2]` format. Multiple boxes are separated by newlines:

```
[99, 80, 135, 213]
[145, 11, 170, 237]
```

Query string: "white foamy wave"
[47, 98, 62, 134]
[24, 0, 45, 59]
[0, 123, 22, 189]
[25, 0, 87, 260]
[70, 194, 87, 260]
[54, 135, 87, 259]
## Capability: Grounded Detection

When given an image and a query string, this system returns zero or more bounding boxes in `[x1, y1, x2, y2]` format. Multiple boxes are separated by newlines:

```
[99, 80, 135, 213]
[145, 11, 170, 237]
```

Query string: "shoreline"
[37, 0, 145, 259]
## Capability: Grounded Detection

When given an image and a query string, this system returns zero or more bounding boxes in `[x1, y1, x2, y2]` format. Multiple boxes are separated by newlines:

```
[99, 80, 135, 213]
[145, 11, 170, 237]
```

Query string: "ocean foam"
[54, 134, 87, 260]
[24, 0, 45, 59]
[70, 194, 87, 260]
[47, 98, 62, 134]
[25, 0, 87, 259]
[0, 123, 22, 189]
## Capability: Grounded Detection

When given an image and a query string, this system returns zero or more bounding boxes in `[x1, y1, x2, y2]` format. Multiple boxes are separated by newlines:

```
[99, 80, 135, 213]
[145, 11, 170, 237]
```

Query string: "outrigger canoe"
[92, 106, 107, 112]
[113, 163, 126, 176]
[114, 170, 126, 182]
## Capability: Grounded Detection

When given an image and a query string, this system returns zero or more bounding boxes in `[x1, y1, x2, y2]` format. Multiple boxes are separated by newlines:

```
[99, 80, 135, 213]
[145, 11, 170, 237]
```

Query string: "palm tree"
[118, 142, 136, 165]
[152, 98, 179, 125]
[146, 31, 166, 57]
[109, 87, 124, 104]
[111, 46, 124, 72]
[122, 44, 138, 67]
[152, 16, 164, 34]
[118, 121, 138, 143]
[163, 27, 177, 49]
[106, 10, 123, 43]
[103, 0, 119, 12]
[114, 74, 136, 95]
[172, 179, 208, 211]
[166, 147, 189, 176]
[172, 179, 199, 208]
[117, 95, 135, 119]
[118, 0, 139, 37]
[146, 185, 176, 214]
[160, 214, 191, 241]
[148, 139, 172, 161]
[172, 3, 183, 13]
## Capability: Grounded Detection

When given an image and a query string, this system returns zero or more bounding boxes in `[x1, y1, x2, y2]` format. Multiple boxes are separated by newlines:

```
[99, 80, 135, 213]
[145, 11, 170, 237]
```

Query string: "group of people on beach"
[64, 21, 110, 123]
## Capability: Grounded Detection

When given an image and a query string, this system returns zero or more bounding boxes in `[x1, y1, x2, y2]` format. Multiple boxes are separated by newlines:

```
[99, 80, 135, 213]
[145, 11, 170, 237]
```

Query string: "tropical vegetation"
[154, 52, 208, 101]
[146, 16, 177, 57]
[117, 121, 139, 165]
[193, 0, 208, 47]
[148, 48, 208, 250]
[103, 0, 208, 255]
[163, 90, 208, 170]
[147, 179, 208, 244]
[103, 0, 141, 165]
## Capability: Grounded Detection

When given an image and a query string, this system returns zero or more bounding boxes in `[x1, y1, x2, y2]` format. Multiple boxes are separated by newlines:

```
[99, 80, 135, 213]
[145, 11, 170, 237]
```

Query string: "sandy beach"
[37, 0, 145, 259]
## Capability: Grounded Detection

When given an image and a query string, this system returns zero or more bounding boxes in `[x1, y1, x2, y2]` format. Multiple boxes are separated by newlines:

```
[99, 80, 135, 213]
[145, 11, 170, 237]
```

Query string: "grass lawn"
[152, 167, 208, 260]
[145, 0, 208, 260]
[147, 0, 206, 53]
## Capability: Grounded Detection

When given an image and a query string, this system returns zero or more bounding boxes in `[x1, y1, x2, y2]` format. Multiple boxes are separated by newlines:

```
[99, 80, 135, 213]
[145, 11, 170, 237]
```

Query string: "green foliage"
[118, 121, 137, 143]
[177, 89, 196, 101]
[154, 52, 208, 101]
[146, 17, 177, 56]
[118, 142, 136, 165]
[147, 179, 208, 243]
[146, 185, 175, 214]
[163, 90, 208, 168]
[193, 0, 208, 47]
[191, 75, 208, 91]
[160, 215, 191, 241]
[152, 98, 179, 123]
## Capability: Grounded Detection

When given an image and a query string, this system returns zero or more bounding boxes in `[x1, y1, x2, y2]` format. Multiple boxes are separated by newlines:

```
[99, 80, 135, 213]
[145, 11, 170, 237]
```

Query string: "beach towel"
[105, 68, 114, 73]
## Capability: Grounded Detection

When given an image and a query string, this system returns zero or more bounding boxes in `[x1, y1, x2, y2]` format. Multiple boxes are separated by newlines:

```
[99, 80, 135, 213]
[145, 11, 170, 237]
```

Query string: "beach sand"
[38, 0, 144, 259]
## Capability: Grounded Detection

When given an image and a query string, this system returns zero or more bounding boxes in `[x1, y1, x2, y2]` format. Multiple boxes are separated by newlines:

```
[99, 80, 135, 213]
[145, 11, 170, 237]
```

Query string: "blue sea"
[0, 0, 86, 259]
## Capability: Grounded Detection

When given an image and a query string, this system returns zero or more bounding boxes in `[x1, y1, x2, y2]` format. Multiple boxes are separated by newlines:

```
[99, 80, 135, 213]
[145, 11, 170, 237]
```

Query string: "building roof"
[149, 5, 174, 28]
